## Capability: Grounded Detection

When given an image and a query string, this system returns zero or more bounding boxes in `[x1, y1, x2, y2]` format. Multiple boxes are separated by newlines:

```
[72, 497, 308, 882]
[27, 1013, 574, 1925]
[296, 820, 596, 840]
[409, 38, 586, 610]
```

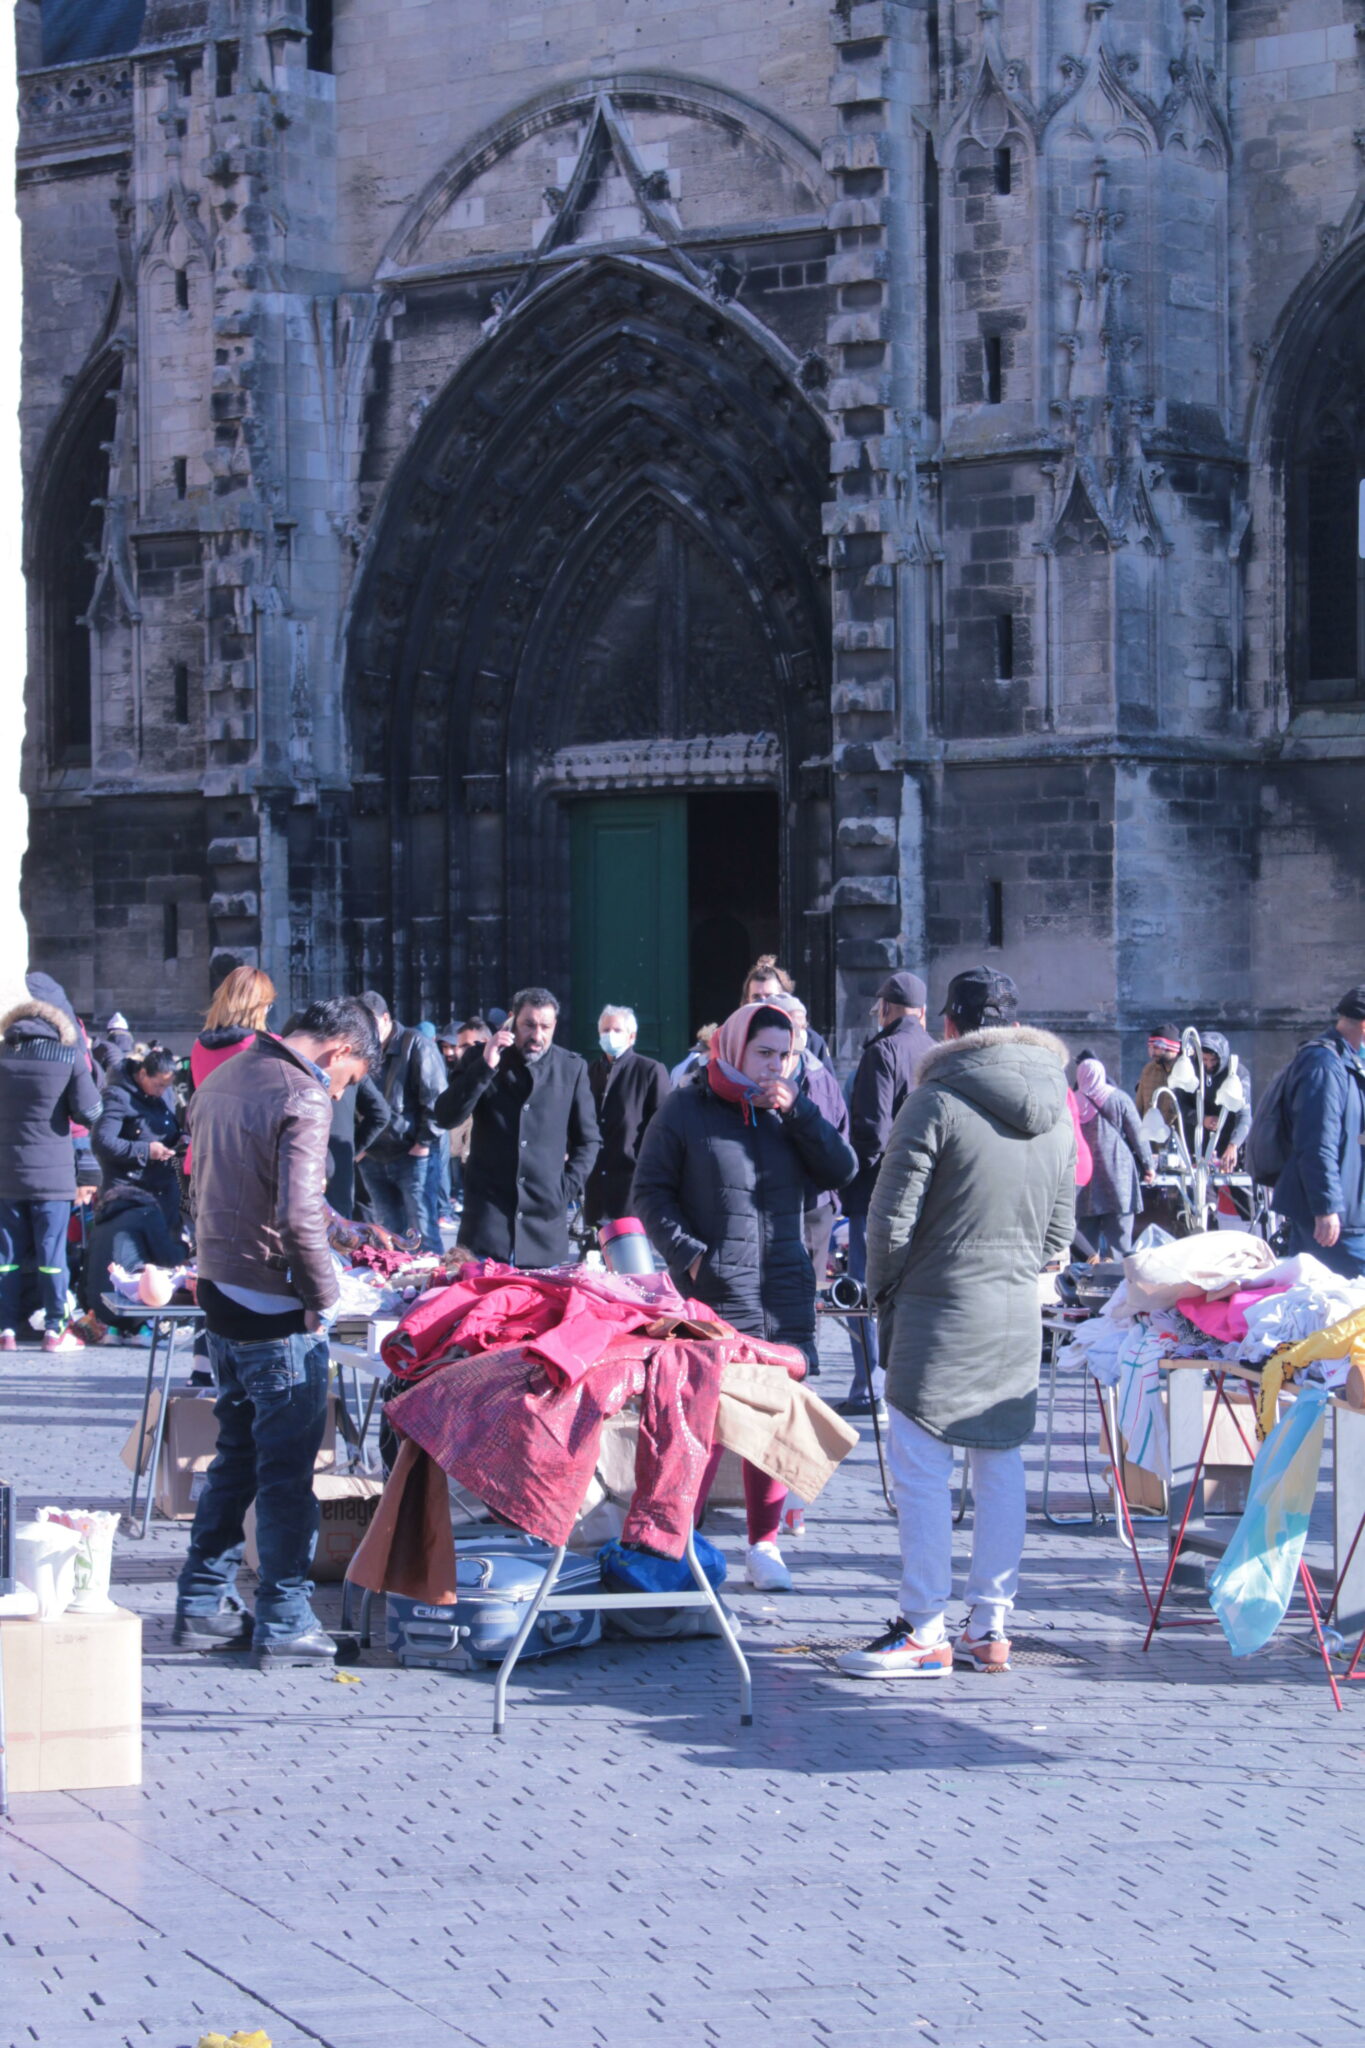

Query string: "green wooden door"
[570, 796, 689, 1064]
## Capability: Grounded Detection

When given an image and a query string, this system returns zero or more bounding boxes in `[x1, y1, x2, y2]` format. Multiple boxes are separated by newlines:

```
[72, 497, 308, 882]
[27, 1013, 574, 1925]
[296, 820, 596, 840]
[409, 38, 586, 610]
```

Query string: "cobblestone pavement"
[4, 1323, 1364, 2048]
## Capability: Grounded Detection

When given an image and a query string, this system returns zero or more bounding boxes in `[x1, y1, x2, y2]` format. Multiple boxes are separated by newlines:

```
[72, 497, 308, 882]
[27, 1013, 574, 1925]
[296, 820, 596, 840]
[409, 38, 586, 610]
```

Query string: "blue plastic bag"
[598, 1533, 727, 1594]
[1208, 1382, 1329, 1657]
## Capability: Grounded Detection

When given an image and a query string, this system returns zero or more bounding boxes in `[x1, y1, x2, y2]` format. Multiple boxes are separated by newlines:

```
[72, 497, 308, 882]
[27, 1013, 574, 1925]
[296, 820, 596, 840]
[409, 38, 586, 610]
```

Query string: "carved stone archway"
[346, 257, 831, 1026]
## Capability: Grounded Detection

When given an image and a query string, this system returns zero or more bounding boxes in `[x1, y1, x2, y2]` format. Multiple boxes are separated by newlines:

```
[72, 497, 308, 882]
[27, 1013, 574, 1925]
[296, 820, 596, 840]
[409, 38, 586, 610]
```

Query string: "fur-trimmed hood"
[1, 998, 78, 1048]
[916, 1024, 1071, 1138]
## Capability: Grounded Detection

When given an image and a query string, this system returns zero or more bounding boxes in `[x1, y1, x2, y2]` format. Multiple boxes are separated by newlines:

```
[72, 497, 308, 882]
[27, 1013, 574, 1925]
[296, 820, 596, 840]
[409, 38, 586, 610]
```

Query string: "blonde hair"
[204, 965, 276, 1034]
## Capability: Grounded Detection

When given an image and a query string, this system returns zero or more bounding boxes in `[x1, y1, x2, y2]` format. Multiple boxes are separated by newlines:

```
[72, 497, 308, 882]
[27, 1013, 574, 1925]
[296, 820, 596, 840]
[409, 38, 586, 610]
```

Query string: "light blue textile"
[1208, 1383, 1329, 1657]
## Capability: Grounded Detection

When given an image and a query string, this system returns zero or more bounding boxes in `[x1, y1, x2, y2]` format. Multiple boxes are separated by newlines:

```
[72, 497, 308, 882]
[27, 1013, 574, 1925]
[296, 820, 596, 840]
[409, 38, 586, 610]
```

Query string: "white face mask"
[599, 1029, 631, 1059]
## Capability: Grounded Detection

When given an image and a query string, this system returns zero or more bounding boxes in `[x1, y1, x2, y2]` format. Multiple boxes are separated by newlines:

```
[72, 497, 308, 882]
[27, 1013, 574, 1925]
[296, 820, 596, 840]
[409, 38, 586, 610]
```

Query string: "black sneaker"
[173, 1605, 253, 1651]
[255, 1626, 337, 1671]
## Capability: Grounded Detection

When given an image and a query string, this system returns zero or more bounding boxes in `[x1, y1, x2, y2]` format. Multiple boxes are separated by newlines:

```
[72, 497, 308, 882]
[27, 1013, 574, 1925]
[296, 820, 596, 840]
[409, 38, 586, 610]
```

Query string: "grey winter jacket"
[867, 1026, 1076, 1449]
[1075, 1087, 1152, 1219]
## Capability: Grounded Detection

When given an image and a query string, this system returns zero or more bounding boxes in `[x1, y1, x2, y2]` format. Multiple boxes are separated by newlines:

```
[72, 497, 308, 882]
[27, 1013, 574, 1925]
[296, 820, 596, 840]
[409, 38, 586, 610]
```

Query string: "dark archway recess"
[346, 259, 832, 1036]
[37, 366, 121, 766]
[1285, 280, 1365, 705]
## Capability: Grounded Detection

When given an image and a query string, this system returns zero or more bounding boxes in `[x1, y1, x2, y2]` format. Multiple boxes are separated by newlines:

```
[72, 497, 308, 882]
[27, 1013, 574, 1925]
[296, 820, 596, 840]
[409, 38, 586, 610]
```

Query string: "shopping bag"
[37, 1507, 119, 1613]
[1208, 1383, 1328, 1657]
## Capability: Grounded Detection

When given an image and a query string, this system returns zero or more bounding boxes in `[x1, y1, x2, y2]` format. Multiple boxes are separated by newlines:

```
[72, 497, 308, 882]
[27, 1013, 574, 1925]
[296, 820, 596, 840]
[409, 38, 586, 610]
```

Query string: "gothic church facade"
[16, 0, 1365, 1066]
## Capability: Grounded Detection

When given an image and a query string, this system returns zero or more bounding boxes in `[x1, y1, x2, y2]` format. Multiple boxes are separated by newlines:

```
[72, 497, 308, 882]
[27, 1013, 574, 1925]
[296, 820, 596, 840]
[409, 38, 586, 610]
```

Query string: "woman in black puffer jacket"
[631, 1002, 857, 1590]
[92, 1048, 184, 1233]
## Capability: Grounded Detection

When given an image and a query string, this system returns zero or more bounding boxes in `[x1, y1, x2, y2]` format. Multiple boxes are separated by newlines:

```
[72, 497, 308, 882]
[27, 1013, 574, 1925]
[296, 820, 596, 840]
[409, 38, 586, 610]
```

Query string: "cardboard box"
[242, 1472, 383, 1582]
[1101, 1383, 1257, 1518]
[0, 1607, 142, 1793]
[121, 1392, 337, 1520]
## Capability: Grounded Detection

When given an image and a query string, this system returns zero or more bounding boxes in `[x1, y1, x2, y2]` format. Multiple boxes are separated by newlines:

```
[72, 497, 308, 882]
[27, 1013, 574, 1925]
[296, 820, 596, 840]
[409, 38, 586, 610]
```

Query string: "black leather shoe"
[254, 1626, 337, 1671]
[836, 1394, 875, 1416]
[173, 1606, 253, 1651]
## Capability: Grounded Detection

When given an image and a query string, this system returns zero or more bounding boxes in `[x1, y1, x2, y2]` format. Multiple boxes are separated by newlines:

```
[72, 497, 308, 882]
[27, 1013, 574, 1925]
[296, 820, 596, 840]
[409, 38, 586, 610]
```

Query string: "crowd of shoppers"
[4, 935, 1361, 1682]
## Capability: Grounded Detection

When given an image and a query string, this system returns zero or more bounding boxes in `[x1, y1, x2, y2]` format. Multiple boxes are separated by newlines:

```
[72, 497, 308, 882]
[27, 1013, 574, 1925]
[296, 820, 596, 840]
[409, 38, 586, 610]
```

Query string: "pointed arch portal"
[346, 260, 831, 1046]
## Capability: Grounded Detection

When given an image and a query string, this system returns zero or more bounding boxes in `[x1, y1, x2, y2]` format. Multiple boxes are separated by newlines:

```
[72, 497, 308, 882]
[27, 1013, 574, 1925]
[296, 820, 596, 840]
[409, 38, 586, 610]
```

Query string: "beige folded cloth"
[712, 1359, 859, 1501]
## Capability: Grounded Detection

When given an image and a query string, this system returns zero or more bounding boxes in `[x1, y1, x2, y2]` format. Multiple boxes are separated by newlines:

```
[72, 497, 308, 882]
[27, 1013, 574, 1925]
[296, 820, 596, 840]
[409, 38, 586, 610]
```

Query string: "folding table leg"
[1142, 1373, 1225, 1650]
[684, 1526, 752, 1726]
[129, 1322, 177, 1540]
[1098, 1387, 1156, 1622]
[492, 1542, 567, 1735]
[1295, 1559, 1345, 1712]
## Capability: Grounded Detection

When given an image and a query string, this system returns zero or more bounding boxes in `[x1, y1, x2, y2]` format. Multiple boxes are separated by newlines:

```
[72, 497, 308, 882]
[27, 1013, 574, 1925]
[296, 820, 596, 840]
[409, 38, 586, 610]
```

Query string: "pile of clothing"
[349, 1260, 857, 1604]
[1063, 1231, 1365, 1483]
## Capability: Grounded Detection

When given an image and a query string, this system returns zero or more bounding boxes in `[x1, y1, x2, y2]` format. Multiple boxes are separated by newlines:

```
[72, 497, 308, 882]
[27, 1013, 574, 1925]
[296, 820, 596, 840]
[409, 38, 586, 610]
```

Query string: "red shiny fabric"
[385, 1329, 806, 1556]
[381, 1259, 713, 1388]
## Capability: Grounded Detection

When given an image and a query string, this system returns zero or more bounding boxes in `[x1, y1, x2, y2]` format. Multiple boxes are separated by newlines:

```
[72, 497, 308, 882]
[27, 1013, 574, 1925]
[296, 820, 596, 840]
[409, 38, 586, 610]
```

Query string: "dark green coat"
[866, 1027, 1076, 1449]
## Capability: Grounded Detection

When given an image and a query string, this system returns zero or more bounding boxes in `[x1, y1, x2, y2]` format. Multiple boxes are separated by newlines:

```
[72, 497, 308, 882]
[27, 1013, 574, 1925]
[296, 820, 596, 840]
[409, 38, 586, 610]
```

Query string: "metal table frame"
[490, 1523, 753, 1735]
[108, 1299, 207, 1539]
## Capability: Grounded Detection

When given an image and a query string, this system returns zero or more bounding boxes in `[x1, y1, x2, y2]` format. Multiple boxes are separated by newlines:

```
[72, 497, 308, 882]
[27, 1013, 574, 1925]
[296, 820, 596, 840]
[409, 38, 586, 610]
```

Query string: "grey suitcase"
[386, 1532, 602, 1671]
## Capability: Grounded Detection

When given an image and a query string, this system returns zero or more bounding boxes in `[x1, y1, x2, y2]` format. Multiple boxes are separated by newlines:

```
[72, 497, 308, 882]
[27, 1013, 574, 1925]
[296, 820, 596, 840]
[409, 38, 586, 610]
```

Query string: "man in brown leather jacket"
[174, 996, 380, 1669]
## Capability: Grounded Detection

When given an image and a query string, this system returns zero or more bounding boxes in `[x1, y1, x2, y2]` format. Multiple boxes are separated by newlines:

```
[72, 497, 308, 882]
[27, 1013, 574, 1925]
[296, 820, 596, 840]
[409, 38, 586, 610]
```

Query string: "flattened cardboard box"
[243, 1472, 383, 1581]
[120, 1391, 337, 1519]
[0, 1607, 142, 1794]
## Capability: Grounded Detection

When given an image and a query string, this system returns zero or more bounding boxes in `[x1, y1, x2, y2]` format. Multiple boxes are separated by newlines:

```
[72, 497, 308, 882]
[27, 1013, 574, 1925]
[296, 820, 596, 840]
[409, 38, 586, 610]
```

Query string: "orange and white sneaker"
[954, 1626, 1011, 1673]
[837, 1619, 953, 1679]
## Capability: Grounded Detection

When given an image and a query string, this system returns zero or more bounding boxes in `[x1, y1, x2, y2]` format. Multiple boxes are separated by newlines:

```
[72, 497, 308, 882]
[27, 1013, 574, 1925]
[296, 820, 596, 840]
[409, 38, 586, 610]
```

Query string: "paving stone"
[2, 1327, 1364, 2046]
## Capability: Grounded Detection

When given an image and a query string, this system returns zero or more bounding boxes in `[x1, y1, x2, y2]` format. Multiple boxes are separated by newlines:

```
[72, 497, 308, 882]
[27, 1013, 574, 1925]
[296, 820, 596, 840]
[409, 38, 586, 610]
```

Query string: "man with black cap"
[840, 970, 936, 1413]
[1272, 986, 1365, 1279]
[838, 965, 1075, 1680]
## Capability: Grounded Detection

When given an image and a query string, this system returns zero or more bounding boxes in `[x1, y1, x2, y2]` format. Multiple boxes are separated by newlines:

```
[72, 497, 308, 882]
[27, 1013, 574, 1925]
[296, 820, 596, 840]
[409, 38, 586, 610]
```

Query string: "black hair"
[744, 1004, 794, 1045]
[359, 989, 390, 1023]
[511, 986, 560, 1019]
[133, 1047, 178, 1079]
[289, 996, 382, 1068]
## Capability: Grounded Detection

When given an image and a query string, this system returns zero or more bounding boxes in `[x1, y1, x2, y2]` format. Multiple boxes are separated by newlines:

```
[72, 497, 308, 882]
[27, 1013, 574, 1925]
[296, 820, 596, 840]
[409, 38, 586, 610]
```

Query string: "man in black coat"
[434, 986, 600, 1267]
[358, 993, 448, 1250]
[584, 1005, 671, 1227]
[842, 970, 936, 1403]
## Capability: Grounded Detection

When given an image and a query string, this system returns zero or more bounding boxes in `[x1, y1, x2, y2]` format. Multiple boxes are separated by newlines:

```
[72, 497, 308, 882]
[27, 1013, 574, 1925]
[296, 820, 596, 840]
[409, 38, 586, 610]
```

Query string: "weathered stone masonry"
[16, 0, 1365, 1078]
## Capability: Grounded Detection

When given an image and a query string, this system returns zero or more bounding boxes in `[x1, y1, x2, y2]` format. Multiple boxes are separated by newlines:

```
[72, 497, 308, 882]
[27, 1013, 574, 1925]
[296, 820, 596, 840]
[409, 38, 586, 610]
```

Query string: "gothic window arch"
[1289, 286, 1365, 706]
[40, 372, 120, 765]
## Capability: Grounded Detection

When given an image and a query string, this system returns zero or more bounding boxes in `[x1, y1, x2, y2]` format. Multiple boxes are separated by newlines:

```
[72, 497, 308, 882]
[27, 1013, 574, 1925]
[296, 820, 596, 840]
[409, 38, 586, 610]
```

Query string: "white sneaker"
[745, 1541, 793, 1592]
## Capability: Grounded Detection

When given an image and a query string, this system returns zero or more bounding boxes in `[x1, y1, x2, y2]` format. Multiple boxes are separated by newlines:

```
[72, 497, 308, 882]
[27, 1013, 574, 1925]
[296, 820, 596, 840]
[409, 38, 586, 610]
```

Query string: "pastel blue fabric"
[1208, 1382, 1329, 1657]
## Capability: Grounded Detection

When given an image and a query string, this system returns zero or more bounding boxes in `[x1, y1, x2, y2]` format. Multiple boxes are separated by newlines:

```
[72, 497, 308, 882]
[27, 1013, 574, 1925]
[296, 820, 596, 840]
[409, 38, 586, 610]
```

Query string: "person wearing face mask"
[631, 1002, 857, 1589]
[584, 1005, 671, 1229]
[433, 986, 600, 1267]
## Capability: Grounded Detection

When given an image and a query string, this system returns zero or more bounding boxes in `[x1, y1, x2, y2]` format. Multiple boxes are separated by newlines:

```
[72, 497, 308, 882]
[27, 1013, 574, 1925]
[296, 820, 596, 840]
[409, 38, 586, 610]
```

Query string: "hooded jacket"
[630, 1072, 857, 1367]
[1175, 1032, 1252, 1161]
[1075, 1084, 1152, 1218]
[867, 1026, 1076, 1449]
[0, 999, 103, 1201]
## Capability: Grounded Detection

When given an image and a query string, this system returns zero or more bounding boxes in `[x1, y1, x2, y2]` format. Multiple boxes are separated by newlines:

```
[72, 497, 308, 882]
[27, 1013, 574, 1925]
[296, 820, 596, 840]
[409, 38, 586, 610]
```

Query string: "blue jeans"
[422, 1144, 449, 1242]
[365, 1152, 439, 1251]
[0, 1197, 71, 1333]
[176, 1329, 330, 1643]
[1285, 1219, 1365, 1279]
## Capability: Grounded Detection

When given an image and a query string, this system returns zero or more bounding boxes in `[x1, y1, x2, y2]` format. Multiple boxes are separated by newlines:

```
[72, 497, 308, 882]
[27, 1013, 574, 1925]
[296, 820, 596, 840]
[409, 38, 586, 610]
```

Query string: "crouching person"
[173, 997, 380, 1669]
[839, 970, 1075, 1681]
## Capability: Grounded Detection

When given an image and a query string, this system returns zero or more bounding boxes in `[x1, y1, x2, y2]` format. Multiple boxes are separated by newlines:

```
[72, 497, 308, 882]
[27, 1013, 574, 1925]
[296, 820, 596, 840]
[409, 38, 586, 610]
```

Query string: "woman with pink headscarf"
[1071, 1052, 1155, 1259]
[631, 1000, 858, 1590]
